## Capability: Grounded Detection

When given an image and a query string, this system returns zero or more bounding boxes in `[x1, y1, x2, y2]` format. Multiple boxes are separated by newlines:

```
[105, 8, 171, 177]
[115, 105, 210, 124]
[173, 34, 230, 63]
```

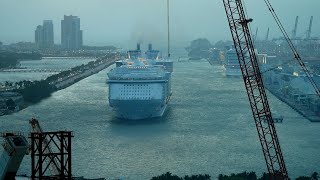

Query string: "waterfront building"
[61, 15, 83, 50]
[35, 20, 54, 49]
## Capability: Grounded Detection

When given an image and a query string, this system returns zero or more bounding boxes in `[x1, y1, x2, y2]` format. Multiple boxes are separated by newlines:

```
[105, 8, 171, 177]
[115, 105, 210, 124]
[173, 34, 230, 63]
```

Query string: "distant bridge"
[0, 68, 68, 73]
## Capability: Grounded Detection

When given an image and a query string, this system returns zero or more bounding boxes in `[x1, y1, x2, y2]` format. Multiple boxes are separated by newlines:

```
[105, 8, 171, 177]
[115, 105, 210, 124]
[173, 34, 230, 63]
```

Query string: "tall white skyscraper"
[61, 15, 83, 50]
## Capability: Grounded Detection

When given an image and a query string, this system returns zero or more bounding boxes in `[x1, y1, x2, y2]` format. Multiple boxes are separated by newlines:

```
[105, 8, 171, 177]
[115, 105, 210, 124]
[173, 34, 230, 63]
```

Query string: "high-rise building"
[35, 25, 43, 48]
[34, 20, 54, 49]
[42, 20, 54, 48]
[61, 15, 83, 50]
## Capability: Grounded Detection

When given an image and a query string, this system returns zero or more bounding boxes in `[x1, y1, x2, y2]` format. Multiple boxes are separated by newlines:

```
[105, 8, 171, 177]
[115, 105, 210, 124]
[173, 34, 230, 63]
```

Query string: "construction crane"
[29, 118, 60, 176]
[222, 0, 288, 179]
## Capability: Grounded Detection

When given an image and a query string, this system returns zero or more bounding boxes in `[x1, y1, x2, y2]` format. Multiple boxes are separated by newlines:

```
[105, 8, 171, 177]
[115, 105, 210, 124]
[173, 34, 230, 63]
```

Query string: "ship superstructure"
[224, 48, 242, 76]
[107, 44, 172, 119]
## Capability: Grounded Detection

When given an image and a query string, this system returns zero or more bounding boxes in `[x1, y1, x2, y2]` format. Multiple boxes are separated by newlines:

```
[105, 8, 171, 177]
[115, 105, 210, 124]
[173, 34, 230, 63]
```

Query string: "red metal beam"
[222, 0, 288, 179]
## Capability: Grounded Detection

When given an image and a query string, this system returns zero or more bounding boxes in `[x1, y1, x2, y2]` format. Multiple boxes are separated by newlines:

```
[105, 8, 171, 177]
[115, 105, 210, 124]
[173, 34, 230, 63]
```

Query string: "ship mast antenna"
[167, 0, 170, 57]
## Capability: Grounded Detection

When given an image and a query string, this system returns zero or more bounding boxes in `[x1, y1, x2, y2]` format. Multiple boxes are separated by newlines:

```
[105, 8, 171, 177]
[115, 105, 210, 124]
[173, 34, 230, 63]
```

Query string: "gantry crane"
[29, 118, 60, 176]
[292, 16, 299, 39]
[306, 16, 313, 40]
[265, 27, 270, 41]
[222, 0, 288, 179]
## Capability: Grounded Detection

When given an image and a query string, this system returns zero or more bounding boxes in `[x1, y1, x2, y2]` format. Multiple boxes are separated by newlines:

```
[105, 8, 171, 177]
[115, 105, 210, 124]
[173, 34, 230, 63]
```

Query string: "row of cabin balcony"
[109, 77, 167, 80]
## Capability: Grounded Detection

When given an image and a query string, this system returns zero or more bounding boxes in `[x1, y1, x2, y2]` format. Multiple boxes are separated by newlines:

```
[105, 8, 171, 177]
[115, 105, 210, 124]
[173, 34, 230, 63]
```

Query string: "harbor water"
[0, 57, 95, 83]
[0, 58, 319, 179]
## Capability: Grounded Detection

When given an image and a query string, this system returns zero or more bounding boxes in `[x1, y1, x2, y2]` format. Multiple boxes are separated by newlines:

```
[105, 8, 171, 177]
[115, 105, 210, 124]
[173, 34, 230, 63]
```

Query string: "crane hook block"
[239, 18, 253, 25]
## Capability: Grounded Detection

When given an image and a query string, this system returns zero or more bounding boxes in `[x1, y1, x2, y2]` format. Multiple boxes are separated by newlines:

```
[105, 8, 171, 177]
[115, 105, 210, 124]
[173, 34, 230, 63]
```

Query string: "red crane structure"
[222, 0, 289, 179]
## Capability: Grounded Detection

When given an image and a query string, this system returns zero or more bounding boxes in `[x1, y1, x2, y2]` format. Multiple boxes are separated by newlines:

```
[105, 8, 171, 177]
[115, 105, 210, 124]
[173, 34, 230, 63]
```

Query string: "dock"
[266, 87, 320, 122]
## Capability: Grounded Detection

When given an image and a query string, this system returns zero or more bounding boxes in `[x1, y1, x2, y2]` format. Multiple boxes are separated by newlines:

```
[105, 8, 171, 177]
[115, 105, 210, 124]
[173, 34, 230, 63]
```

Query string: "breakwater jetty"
[0, 53, 119, 116]
[53, 55, 118, 90]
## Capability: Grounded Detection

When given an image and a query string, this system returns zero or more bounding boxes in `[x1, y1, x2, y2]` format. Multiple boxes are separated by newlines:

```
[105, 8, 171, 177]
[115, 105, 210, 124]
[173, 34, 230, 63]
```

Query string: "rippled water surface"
[0, 57, 94, 83]
[0, 59, 319, 179]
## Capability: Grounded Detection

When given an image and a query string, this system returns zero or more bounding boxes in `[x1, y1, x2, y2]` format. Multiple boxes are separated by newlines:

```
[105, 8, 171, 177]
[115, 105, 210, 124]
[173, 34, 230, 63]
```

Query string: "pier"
[266, 86, 320, 122]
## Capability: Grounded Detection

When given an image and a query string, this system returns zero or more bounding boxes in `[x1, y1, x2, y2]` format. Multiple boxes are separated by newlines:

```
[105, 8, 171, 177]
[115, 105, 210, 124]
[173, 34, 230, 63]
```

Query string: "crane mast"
[222, 0, 288, 179]
[306, 16, 313, 39]
[265, 27, 269, 41]
[254, 27, 258, 42]
[292, 16, 299, 39]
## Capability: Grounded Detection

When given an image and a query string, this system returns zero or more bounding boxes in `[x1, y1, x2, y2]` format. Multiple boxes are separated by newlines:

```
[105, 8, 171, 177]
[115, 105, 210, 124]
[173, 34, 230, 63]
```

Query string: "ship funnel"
[148, 43, 152, 51]
[137, 43, 141, 51]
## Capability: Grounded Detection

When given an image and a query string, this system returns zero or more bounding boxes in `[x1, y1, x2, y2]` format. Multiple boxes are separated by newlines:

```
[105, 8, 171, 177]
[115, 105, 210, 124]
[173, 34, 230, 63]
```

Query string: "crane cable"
[262, 0, 320, 96]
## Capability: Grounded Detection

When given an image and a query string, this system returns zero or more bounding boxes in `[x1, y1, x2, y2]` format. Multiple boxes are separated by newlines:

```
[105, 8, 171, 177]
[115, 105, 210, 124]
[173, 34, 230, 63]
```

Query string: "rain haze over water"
[1, 0, 320, 179]
[1, 61, 320, 179]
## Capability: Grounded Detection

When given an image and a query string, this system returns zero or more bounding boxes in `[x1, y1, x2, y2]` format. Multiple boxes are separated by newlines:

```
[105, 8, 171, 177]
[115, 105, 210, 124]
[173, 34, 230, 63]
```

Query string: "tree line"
[150, 171, 319, 180]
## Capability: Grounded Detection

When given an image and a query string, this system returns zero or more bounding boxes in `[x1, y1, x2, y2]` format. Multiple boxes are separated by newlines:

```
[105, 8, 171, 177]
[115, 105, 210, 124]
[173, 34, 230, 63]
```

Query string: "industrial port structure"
[0, 133, 29, 180]
[0, 119, 73, 180]
[223, 0, 320, 179]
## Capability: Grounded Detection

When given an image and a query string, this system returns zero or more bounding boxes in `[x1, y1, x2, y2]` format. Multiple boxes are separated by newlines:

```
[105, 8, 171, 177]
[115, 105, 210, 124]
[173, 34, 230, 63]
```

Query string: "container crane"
[292, 16, 299, 39]
[222, 0, 288, 179]
[254, 27, 259, 42]
[265, 27, 270, 41]
[306, 16, 313, 40]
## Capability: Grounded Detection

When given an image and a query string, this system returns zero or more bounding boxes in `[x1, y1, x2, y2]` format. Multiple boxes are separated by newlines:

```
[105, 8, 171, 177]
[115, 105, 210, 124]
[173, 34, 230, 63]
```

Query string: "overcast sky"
[0, 0, 319, 48]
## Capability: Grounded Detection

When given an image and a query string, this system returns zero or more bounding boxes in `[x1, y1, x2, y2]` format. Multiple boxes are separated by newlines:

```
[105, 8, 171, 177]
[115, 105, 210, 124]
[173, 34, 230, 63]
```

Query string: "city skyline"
[0, 0, 320, 48]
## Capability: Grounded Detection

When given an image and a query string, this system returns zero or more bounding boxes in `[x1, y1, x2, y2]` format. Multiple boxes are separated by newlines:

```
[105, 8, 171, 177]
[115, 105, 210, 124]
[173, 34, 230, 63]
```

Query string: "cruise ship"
[107, 44, 172, 119]
[223, 48, 242, 77]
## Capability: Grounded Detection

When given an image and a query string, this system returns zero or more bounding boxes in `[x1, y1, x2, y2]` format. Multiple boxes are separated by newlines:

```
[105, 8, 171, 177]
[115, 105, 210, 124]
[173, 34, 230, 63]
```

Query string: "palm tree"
[311, 172, 318, 180]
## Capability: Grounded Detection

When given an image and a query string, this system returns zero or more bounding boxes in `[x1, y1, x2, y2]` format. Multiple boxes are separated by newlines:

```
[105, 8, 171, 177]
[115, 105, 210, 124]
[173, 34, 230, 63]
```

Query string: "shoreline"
[0, 56, 118, 116]
[266, 86, 320, 122]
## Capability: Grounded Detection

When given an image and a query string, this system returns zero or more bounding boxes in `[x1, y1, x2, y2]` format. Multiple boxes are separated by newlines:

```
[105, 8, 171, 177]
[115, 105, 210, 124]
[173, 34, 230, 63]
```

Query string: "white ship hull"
[224, 48, 242, 77]
[108, 79, 171, 120]
[109, 99, 168, 119]
[224, 65, 242, 77]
